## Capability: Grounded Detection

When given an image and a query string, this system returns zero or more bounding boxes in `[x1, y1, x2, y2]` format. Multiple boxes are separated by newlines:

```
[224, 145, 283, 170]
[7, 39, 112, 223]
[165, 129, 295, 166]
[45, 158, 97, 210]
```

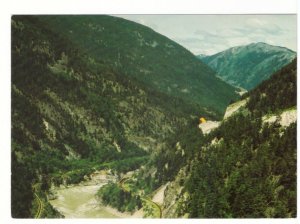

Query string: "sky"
[116, 15, 297, 55]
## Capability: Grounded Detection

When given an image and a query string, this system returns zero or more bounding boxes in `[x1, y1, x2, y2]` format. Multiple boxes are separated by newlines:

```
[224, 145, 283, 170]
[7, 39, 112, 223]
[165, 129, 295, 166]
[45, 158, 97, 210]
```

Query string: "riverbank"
[48, 170, 139, 218]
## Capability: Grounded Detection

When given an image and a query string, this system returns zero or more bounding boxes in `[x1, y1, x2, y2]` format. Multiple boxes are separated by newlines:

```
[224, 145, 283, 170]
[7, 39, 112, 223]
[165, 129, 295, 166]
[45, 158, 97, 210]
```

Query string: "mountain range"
[11, 15, 297, 218]
[198, 42, 296, 90]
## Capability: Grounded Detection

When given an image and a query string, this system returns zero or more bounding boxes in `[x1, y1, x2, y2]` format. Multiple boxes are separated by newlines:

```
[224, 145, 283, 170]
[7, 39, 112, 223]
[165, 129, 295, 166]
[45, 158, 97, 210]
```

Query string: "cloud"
[117, 15, 296, 55]
[174, 36, 230, 55]
[194, 30, 217, 37]
[246, 18, 267, 27]
[173, 37, 206, 54]
[194, 30, 228, 43]
[191, 19, 290, 54]
[217, 28, 245, 37]
[240, 18, 287, 36]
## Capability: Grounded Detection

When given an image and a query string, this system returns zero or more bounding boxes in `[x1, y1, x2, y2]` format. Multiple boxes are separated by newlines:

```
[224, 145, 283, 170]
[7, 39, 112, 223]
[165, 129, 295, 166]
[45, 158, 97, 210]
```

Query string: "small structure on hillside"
[199, 117, 206, 124]
[198, 116, 220, 134]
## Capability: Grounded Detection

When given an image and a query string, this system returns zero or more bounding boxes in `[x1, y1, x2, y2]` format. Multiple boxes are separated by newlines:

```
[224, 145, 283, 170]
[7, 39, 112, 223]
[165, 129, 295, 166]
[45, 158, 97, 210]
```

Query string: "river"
[48, 171, 136, 218]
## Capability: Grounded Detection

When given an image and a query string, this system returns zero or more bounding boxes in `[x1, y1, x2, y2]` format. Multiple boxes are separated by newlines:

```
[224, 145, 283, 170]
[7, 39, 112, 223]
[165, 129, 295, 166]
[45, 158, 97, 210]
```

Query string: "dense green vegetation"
[187, 116, 296, 217]
[36, 15, 238, 115]
[12, 16, 216, 218]
[11, 15, 296, 219]
[200, 42, 296, 90]
[98, 59, 297, 218]
[186, 60, 297, 217]
[155, 118, 206, 183]
[97, 173, 161, 216]
[97, 182, 142, 213]
[155, 59, 297, 218]
[244, 59, 297, 116]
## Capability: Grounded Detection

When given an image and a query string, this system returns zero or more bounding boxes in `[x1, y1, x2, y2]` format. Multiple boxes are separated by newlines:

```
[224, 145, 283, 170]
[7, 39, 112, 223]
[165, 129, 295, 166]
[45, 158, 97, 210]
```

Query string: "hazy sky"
[116, 15, 297, 55]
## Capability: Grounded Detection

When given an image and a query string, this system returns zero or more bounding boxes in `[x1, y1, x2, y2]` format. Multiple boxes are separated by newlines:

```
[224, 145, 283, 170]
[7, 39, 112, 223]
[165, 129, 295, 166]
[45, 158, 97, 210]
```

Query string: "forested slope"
[37, 15, 238, 115]
[11, 16, 212, 218]
[156, 59, 297, 218]
[200, 42, 296, 90]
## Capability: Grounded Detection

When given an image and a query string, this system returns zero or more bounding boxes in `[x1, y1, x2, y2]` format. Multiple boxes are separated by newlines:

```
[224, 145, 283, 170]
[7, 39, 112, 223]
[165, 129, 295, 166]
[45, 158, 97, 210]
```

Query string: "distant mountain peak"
[200, 42, 296, 90]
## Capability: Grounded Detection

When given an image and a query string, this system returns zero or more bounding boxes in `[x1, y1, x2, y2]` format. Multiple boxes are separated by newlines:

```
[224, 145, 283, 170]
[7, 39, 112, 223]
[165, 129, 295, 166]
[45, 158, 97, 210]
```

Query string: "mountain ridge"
[199, 42, 296, 90]
[11, 15, 296, 219]
[37, 15, 238, 115]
